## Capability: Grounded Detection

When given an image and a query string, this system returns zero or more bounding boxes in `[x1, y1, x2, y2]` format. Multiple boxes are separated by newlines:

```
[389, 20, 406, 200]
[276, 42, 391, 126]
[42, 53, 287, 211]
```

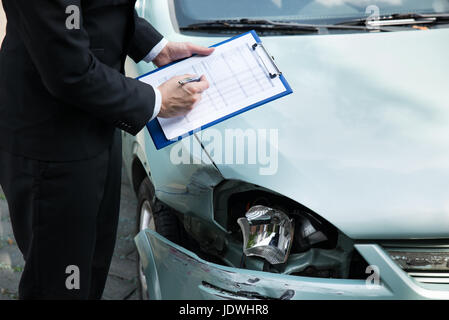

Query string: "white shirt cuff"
[149, 87, 162, 121]
[143, 38, 169, 63]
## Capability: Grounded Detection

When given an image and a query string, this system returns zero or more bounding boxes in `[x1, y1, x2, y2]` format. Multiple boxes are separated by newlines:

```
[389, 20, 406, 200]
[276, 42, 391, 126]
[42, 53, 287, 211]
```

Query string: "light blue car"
[123, 0, 449, 300]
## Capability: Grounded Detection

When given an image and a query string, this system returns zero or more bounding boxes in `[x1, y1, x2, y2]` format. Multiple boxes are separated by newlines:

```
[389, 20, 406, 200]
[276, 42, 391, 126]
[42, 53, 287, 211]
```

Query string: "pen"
[178, 75, 203, 86]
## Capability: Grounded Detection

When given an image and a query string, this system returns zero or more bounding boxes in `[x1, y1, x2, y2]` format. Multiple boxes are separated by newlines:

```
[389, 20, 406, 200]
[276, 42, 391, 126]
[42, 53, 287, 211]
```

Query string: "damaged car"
[123, 0, 449, 299]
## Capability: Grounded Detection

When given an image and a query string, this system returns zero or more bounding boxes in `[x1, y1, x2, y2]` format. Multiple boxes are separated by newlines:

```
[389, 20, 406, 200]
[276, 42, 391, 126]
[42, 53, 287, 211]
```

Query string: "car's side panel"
[142, 129, 224, 230]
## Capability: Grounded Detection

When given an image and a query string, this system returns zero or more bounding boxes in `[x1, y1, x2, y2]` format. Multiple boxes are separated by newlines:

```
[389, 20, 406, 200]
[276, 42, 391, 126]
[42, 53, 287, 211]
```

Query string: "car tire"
[136, 177, 181, 300]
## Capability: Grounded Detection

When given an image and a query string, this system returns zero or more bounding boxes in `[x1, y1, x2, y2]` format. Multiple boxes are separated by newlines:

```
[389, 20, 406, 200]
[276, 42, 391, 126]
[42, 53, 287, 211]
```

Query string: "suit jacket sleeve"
[128, 9, 164, 63]
[11, 0, 156, 135]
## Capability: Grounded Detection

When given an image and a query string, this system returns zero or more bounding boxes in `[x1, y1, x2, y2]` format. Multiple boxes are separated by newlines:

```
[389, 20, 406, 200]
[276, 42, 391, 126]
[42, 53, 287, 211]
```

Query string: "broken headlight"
[237, 205, 294, 264]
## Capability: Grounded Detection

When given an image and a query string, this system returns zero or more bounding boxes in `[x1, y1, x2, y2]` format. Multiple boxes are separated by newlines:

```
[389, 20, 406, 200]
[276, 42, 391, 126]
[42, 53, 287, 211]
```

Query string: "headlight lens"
[237, 205, 294, 265]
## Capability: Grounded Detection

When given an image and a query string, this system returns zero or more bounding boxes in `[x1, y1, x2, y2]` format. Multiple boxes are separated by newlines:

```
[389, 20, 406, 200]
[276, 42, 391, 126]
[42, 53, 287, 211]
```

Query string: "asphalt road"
[0, 168, 140, 300]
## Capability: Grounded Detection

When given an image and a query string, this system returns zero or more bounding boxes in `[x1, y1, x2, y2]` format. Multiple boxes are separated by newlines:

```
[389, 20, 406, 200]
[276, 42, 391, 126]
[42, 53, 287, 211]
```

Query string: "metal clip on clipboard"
[252, 42, 282, 79]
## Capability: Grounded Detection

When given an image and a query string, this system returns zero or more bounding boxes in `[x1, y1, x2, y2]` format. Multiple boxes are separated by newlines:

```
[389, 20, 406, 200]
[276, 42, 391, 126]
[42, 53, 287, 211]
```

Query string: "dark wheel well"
[131, 157, 150, 195]
[136, 177, 182, 300]
[137, 177, 181, 243]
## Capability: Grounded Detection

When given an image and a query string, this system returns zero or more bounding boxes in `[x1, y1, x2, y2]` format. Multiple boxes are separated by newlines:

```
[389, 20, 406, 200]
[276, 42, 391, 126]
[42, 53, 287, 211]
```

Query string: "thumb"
[187, 43, 215, 56]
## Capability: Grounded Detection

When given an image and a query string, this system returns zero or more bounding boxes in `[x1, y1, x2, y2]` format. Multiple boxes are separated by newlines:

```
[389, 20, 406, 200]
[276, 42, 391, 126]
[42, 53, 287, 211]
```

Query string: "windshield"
[173, 0, 449, 26]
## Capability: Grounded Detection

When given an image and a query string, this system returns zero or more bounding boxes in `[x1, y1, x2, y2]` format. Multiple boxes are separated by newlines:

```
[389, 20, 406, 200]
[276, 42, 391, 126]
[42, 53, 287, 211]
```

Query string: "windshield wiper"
[181, 19, 319, 34]
[181, 19, 391, 34]
[337, 12, 449, 27]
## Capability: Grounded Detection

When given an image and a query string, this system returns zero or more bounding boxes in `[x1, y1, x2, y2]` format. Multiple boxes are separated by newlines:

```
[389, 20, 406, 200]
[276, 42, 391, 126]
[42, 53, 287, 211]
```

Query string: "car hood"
[200, 28, 449, 239]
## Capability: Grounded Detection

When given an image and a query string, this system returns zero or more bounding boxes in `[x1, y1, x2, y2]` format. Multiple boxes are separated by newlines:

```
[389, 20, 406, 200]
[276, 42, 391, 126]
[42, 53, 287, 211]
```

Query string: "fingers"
[159, 73, 209, 118]
[174, 74, 196, 82]
[186, 43, 215, 56]
[184, 75, 210, 93]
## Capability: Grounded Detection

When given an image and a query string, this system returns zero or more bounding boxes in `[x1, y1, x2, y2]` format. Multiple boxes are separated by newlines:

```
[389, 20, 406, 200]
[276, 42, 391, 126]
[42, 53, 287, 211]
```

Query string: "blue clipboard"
[139, 30, 293, 150]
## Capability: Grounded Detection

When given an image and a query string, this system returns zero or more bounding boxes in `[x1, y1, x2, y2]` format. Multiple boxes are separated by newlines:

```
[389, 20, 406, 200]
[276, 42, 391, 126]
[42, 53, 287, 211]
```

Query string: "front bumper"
[135, 230, 449, 300]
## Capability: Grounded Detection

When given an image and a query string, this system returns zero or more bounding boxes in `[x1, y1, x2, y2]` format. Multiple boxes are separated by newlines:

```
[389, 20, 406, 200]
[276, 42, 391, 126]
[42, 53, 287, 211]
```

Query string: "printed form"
[139, 33, 286, 140]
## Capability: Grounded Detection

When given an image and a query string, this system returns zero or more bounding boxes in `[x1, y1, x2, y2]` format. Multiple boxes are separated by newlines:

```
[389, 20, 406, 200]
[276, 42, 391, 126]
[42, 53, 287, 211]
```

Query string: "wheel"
[136, 177, 181, 300]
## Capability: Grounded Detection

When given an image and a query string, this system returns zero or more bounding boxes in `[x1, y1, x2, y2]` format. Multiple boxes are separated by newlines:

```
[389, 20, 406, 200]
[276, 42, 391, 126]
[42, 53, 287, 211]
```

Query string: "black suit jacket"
[0, 0, 163, 161]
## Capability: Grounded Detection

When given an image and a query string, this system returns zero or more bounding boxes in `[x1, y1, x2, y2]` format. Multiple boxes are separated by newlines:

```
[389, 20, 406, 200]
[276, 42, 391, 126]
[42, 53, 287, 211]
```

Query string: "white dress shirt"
[143, 38, 168, 121]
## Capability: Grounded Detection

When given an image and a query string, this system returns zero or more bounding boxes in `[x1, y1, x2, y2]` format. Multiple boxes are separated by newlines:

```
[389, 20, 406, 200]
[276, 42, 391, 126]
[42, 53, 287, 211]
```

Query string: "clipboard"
[139, 30, 293, 150]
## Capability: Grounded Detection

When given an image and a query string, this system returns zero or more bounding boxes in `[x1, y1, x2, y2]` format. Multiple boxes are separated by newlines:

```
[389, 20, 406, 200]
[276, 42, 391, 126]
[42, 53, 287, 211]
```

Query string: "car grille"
[381, 241, 449, 288]
[407, 271, 449, 285]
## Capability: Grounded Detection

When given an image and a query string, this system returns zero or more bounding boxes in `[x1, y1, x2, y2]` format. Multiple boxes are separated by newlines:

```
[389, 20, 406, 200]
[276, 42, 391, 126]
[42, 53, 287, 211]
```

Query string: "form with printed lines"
[139, 32, 288, 141]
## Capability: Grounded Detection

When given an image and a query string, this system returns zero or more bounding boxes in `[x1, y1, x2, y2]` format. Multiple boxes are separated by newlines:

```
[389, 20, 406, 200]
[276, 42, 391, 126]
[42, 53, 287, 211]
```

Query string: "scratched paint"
[136, 230, 397, 300]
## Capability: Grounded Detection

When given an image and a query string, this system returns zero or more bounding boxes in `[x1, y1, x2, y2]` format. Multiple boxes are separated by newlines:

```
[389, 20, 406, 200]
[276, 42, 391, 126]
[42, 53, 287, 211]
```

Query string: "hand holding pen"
[178, 75, 203, 86]
[157, 74, 210, 118]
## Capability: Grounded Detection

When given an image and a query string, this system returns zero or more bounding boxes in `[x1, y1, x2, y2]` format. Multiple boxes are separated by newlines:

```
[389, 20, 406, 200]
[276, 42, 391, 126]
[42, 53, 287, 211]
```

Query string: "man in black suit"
[0, 0, 213, 299]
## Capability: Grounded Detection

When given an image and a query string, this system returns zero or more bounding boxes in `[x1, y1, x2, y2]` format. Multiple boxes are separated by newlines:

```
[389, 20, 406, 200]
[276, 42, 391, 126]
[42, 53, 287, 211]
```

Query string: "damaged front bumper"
[135, 230, 449, 300]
